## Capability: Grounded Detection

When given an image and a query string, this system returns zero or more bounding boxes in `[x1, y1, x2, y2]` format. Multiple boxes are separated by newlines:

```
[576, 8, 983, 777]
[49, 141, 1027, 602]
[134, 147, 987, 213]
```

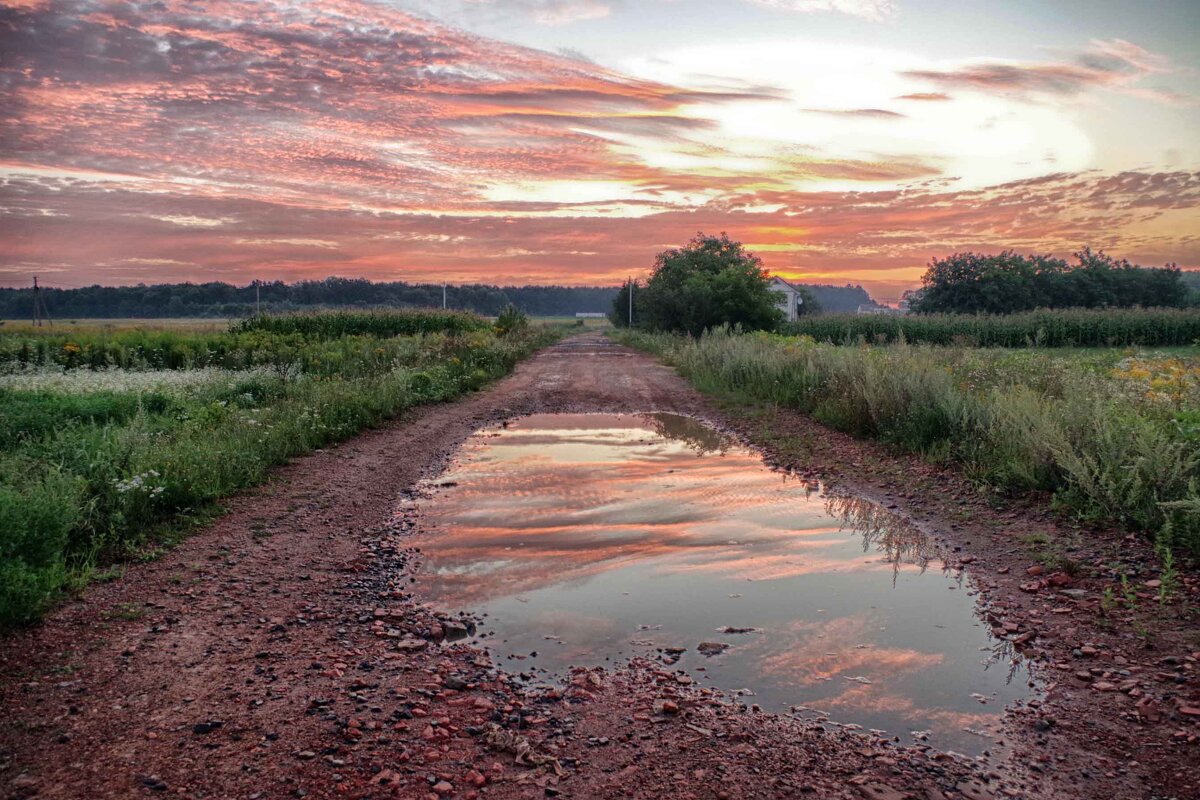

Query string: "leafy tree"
[910, 249, 1189, 314]
[608, 280, 641, 328]
[795, 286, 821, 316]
[622, 233, 783, 335]
[1182, 270, 1200, 307]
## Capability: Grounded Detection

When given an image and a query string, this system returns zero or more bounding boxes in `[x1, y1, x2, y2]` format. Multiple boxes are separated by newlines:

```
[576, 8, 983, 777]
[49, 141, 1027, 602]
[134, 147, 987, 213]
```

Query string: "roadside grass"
[0, 315, 560, 627]
[614, 328, 1200, 558]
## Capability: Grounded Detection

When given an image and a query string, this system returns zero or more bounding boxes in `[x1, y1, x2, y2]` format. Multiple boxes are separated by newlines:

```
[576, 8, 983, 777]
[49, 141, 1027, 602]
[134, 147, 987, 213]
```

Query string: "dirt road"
[1, 334, 1195, 800]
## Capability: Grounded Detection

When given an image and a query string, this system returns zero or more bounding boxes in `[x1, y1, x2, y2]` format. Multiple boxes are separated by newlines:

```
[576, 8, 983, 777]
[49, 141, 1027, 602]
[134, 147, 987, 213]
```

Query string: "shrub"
[494, 304, 529, 336]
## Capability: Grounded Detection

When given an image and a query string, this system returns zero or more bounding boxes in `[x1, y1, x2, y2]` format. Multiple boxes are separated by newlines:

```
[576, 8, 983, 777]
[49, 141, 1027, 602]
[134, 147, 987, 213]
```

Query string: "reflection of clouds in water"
[409, 414, 1026, 752]
[659, 549, 906, 581]
[737, 613, 1004, 738]
[750, 613, 943, 686]
[416, 416, 939, 607]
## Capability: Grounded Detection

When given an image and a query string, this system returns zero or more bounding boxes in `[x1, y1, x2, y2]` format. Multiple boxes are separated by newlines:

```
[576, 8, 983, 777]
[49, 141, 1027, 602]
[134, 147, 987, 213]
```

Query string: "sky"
[1, 0, 1198, 302]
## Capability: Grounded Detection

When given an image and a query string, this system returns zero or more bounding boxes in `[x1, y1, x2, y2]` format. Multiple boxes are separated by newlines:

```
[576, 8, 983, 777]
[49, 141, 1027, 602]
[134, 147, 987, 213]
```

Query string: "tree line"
[0, 278, 617, 319]
[907, 249, 1197, 314]
[0, 276, 877, 320]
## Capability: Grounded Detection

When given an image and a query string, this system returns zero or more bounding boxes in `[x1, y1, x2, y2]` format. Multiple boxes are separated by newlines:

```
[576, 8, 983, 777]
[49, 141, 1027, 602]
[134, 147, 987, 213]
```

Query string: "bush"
[494, 304, 529, 336]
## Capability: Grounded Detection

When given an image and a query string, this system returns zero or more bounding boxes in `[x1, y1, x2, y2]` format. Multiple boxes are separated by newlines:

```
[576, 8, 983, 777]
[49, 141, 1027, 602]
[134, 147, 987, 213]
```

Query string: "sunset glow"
[2, 0, 1198, 300]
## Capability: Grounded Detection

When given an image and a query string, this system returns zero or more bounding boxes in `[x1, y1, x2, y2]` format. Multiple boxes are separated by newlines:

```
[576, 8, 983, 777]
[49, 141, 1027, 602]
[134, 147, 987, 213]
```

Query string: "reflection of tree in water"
[825, 495, 937, 574]
[984, 637, 1028, 685]
[643, 413, 731, 455]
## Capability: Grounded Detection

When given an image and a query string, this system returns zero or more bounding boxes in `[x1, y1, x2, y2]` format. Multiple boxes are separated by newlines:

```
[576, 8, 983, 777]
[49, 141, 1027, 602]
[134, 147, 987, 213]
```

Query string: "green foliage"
[910, 249, 1189, 314]
[0, 470, 83, 626]
[232, 309, 488, 338]
[0, 325, 492, 379]
[783, 308, 1200, 348]
[615, 328, 1200, 556]
[795, 286, 821, 316]
[609, 281, 638, 328]
[494, 304, 529, 336]
[0, 317, 559, 626]
[614, 233, 784, 335]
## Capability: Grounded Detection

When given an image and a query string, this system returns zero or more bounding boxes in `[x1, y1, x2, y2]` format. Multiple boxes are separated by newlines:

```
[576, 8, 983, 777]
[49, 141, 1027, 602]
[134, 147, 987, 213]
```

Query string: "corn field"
[784, 308, 1200, 347]
[233, 309, 489, 338]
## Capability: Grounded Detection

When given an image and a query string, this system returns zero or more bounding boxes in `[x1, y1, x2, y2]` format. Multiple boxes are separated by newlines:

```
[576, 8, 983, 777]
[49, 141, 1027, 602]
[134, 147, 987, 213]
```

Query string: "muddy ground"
[1, 333, 1196, 800]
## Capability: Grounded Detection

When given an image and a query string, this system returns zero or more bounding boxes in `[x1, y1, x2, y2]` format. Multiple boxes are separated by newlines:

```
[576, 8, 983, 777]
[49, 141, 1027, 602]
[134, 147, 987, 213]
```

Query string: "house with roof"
[768, 276, 804, 322]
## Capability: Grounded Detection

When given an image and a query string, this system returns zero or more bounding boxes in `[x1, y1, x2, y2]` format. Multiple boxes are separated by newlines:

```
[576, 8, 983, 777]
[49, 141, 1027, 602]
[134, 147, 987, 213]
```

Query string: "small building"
[768, 276, 804, 322]
[856, 303, 900, 315]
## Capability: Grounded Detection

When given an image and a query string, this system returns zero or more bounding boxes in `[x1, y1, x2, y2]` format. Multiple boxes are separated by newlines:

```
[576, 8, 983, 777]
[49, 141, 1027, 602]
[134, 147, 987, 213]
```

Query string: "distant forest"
[0, 277, 877, 319]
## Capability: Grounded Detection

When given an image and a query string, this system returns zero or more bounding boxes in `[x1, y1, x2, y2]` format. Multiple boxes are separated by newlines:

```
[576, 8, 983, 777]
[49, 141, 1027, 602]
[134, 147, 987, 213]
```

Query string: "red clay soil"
[1, 333, 1196, 800]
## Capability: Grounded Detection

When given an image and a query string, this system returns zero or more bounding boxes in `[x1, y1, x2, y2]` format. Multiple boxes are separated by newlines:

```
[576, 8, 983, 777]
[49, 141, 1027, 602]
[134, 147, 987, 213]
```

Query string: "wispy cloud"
[463, 0, 615, 25]
[901, 39, 1191, 105]
[804, 107, 905, 119]
[743, 0, 895, 22]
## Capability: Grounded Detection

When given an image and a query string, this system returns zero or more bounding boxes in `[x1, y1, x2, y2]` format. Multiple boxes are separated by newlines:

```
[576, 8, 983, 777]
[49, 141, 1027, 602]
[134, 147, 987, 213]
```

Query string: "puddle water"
[407, 413, 1033, 755]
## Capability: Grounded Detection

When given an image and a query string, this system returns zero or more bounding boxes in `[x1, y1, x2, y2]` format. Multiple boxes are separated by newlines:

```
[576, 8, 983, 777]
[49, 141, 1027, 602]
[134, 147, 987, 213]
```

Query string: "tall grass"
[616, 329, 1200, 555]
[0, 323, 558, 626]
[784, 308, 1200, 348]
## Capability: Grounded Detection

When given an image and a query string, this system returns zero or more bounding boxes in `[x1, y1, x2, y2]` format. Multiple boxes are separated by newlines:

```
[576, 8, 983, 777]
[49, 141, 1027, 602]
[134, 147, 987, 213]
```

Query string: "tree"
[623, 233, 783, 335]
[608, 280, 641, 328]
[795, 286, 821, 316]
[909, 249, 1189, 314]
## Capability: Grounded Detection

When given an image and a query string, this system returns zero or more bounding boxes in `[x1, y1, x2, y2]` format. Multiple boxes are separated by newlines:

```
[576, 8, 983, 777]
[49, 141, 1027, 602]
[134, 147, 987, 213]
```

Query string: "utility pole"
[443, 282, 447, 310]
[32, 276, 51, 327]
[255, 280, 261, 316]
[627, 276, 633, 328]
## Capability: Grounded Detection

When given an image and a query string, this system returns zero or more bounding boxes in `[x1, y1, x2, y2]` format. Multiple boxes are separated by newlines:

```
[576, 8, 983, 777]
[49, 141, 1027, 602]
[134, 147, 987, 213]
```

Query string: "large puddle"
[406, 413, 1033, 755]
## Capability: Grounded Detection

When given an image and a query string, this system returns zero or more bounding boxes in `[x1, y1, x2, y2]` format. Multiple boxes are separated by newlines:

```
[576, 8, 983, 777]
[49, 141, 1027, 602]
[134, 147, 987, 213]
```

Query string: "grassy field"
[1, 318, 234, 332]
[615, 328, 1200, 560]
[783, 308, 1200, 348]
[0, 311, 560, 626]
